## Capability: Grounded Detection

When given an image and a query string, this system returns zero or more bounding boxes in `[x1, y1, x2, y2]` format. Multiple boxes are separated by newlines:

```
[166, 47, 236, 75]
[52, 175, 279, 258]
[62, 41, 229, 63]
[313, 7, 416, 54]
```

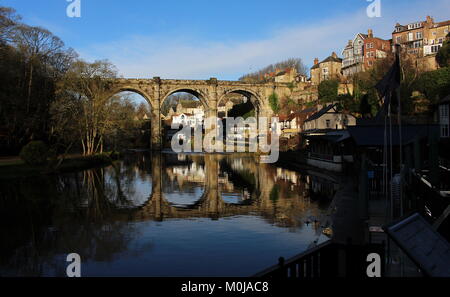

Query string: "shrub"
[84, 153, 111, 164]
[107, 151, 122, 160]
[19, 141, 49, 166]
[436, 35, 450, 68]
[318, 79, 339, 103]
[269, 93, 280, 113]
[413, 67, 450, 104]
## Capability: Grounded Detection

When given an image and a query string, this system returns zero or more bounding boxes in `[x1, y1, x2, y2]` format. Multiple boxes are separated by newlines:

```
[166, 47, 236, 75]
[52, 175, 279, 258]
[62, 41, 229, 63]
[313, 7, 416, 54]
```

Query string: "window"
[408, 23, 421, 30]
[442, 125, 450, 138]
[343, 117, 349, 126]
[441, 104, 449, 117]
[408, 33, 414, 41]
[416, 32, 423, 39]
[431, 45, 442, 53]
[325, 119, 331, 128]
[396, 36, 402, 44]
[413, 41, 422, 48]
[411, 23, 422, 29]
[322, 68, 328, 74]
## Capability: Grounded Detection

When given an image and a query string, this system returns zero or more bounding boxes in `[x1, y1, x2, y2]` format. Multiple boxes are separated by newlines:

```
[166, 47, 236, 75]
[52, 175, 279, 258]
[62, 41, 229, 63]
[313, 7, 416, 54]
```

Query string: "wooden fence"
[254, 240, 385, 278]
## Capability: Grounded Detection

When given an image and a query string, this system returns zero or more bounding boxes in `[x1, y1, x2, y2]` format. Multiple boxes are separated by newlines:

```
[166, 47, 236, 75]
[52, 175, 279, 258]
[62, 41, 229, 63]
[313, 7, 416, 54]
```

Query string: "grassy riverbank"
[0, 152, 121, 179]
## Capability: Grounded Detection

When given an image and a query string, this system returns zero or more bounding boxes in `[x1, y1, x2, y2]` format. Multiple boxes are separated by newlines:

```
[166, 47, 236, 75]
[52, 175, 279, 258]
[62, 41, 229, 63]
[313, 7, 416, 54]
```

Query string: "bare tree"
[13, 25, 65, 112]
[56, 59, 119, 155]
[0, 6, 20, 43]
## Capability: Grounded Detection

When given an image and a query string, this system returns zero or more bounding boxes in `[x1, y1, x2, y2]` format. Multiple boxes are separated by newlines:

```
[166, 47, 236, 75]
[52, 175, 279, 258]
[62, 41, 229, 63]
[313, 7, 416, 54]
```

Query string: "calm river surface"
[0, 153, 337, 277]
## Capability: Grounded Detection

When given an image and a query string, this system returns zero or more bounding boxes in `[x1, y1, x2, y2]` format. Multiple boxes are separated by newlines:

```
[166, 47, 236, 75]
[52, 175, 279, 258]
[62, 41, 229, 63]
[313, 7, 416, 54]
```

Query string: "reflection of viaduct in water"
[129, 154, 285, 221]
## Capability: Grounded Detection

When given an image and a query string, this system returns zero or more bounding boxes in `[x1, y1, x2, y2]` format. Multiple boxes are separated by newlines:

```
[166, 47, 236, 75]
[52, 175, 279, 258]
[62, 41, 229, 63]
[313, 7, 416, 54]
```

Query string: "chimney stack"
[368, 29, 373, 38]
[314, 58, 319, 65]
[332, 52, 338, 59]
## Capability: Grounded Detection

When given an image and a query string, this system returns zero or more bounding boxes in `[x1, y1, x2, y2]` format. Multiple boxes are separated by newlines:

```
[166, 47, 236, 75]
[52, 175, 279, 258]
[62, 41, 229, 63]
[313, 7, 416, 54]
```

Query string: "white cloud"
[78, 0, 450, 80]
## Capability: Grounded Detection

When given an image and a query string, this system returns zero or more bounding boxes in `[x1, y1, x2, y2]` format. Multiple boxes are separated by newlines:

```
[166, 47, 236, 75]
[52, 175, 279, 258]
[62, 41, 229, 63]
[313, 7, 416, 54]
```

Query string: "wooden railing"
[254, 240, 385, 278]
[309, 152, 334, 162]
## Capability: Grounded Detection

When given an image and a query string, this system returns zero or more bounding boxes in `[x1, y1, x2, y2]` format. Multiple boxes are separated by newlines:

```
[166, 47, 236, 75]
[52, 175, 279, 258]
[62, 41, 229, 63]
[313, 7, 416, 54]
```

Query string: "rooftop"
[304, 104, 338, 123]
[347, 124, 439, 146]
[439, 94, 450, 104]
[311, 53, 342, 69]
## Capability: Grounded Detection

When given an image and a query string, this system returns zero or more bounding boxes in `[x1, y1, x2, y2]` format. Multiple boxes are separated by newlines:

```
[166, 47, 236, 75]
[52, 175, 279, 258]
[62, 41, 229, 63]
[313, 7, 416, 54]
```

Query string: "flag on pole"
[375, 48, 401, 115]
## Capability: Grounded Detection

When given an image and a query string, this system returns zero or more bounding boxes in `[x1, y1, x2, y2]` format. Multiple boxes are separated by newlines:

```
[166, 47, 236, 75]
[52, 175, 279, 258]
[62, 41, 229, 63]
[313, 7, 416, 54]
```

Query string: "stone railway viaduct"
[106, 77, 293, 150]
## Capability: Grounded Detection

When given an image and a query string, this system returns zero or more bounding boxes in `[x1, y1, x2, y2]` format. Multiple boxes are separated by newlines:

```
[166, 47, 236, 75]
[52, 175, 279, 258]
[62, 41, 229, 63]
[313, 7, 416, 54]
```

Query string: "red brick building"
[363, 29, 392, 69]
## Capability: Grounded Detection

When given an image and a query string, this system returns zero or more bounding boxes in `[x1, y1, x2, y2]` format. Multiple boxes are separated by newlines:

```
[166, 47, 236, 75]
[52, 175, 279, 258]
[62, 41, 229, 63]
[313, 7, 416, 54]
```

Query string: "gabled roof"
[278, 114, 289, 121]
[321, 55, 342, 64]
[173, 112, 194, 117]
[311, 54, 342, 69]
[437, 20, 450, 27]
[342, 33, 369, 55]
[280, 108, 317, 122]
[304, 104, 338, 123]
[356, 33, 369, 40]
[300, 107, 316, 114]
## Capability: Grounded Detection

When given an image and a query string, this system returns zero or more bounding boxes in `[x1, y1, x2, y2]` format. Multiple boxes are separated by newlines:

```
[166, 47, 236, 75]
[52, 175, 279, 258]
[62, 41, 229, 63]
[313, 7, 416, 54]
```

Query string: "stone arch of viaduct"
[106, 77, 293, 150]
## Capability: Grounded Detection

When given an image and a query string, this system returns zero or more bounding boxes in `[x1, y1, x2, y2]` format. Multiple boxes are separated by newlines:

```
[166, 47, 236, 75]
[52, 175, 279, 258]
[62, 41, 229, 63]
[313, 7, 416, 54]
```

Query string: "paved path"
[325, 176, 366, 245]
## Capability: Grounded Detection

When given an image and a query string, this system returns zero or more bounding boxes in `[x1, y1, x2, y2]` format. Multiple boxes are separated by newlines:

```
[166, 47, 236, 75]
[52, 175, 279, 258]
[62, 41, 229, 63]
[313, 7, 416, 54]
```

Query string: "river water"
[0, 152, 337, 277]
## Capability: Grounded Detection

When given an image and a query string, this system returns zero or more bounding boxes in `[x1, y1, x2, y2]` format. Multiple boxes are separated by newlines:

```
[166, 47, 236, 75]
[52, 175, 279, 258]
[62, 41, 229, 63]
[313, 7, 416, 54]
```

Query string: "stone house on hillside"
[310, 52, 343, 85]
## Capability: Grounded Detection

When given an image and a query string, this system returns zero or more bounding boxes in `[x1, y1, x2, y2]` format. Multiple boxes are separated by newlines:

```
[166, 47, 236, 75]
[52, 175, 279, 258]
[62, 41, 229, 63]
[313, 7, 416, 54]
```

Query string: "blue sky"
[2, 0, 450, 80]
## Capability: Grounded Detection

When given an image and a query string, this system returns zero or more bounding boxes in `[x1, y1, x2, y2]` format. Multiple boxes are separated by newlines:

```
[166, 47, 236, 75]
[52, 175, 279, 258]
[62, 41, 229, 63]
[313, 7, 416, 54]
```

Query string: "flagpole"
[384, 110, 388, 222]
[375, 45, 403, 271]
[389, 103, 394, 221]
[395, 44, 405, 277]
[395, 45, 404, 217]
